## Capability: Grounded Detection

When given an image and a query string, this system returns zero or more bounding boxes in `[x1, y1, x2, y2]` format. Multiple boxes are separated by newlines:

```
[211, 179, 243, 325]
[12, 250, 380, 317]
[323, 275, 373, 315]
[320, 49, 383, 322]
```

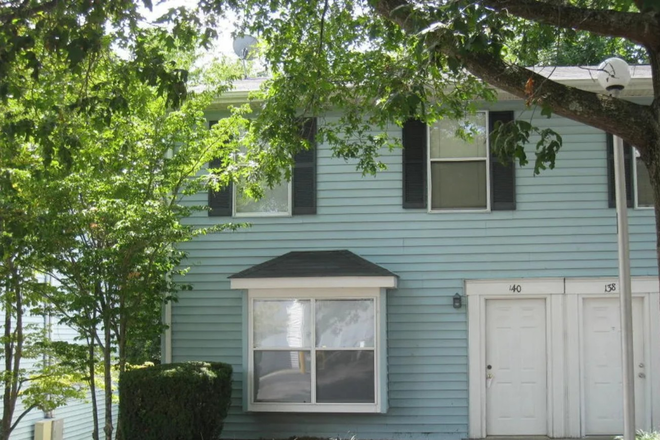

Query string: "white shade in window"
[429, 114, 487, 159]
[236, 181, 289, 214]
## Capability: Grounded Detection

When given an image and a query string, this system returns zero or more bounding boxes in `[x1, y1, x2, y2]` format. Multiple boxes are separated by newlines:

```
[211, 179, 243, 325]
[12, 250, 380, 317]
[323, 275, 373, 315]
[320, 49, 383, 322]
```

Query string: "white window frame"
[233, 180, 293, 218]
[232, 274, 396, 414]
[427, 111, 491, 213]
[632, 147, 653, 209]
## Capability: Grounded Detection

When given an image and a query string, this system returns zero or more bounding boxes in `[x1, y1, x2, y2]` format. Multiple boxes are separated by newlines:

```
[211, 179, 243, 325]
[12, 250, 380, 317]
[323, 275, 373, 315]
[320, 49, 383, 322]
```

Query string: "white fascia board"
[495, 76, 654, 101]
[211, 67, 653, 107]
[230, 276, 398, 290]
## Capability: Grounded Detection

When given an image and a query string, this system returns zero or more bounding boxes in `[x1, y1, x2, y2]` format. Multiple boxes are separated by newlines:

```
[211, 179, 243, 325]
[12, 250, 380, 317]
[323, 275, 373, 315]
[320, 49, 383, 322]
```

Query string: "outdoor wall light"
[453, 293, 462, 309]
[597, 57, 631, 93]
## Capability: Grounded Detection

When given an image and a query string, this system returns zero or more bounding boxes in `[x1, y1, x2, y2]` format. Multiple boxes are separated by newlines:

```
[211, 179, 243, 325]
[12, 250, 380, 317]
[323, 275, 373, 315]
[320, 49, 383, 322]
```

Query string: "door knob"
[639, 373, 646, 378]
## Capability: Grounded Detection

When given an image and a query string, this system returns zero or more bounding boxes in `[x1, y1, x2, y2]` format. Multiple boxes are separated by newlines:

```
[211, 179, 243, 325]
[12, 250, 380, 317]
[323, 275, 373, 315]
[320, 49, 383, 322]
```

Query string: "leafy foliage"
[0, 15, 246, 438]
[222, 0, 659, 181]
[491, 120, 564, 174]
[119, 362, 233, 440]
[510, 28, 648, 66]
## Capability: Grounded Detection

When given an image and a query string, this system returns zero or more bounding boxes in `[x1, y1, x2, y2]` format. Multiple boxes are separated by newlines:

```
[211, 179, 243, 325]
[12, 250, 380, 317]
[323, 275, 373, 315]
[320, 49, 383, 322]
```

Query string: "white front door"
[486, 298, 548, 435]
[582, 297, 648, 434]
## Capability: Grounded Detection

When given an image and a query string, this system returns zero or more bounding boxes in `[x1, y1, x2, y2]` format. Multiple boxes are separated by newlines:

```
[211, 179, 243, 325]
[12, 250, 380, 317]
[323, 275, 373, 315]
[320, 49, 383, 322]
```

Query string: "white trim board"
[230, 276, 398, 290]
[466, 276, 660, 439]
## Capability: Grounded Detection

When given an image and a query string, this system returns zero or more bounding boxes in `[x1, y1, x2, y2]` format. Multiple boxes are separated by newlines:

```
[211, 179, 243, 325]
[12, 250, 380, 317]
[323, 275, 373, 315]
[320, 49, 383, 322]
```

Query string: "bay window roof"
[229, 250, 398, 289]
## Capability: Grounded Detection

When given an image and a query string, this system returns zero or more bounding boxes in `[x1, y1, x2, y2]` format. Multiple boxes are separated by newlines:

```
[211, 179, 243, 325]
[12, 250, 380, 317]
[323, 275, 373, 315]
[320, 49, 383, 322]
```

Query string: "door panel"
[582, 297, 647, 434]
[486, 298, 547, 435]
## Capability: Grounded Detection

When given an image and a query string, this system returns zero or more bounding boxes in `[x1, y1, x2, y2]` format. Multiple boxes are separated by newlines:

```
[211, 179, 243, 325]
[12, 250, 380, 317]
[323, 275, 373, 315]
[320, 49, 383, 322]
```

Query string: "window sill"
[234, 212, 292, 218]
[247, 402, 383, 413]
[428, 208, 490, 213]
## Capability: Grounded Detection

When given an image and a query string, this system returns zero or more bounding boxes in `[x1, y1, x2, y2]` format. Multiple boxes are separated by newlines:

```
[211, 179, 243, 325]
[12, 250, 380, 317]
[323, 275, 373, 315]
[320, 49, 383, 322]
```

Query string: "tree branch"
[459, 53, 659, 152]
[9, 404, 37, 434]
[479, 0, 660, 48]
[374, 0, 660, 153]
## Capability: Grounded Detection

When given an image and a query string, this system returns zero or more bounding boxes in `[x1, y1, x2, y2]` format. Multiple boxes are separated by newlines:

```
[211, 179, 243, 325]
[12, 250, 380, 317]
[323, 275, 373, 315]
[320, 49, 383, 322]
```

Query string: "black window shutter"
[208, 120, 233, 216]
[402, 119, 427, 209]
[293, 117, 317, 215]
[489, 111, 516, 211]
[606, 133, 633, 208]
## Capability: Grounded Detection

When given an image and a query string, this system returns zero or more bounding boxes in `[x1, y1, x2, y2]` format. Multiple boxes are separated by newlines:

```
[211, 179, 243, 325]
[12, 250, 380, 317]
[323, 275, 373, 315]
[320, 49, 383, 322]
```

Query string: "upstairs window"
[428, 113, 489, 211]
[402, 111, 516, 211]
[607, 134, 653, 209]
[208, 118, 317, 217]
[235, 181, 291, 216]
[634, 149, 653, 208]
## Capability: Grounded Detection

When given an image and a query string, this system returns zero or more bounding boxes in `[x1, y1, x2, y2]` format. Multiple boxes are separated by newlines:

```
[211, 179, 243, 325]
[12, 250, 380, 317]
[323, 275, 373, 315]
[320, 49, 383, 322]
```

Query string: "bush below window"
[119, 361, 232, 440]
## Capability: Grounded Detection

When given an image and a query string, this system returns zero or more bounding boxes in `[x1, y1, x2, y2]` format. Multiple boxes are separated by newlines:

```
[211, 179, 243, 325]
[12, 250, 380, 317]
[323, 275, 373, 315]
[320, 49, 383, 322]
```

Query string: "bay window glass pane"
[636, 158, 653, 207]
[431, 161, 487, 209]
[253, 300, 310, 348]
[236, 181, 289, 214]
[430, 114, 487, 159]
[316, 300, 374, 348]
[316, 351, 375, 403]
[254, 351, 311, 402]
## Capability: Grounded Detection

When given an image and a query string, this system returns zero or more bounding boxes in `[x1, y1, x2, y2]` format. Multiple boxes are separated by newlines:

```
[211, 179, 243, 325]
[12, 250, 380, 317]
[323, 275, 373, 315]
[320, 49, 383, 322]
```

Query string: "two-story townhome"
[165, 66, 660, 440]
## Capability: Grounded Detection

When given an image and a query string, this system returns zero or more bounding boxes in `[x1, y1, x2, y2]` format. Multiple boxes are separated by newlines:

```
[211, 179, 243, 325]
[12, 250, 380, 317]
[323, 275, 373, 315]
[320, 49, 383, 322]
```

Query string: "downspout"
[164, 301, 172, 364]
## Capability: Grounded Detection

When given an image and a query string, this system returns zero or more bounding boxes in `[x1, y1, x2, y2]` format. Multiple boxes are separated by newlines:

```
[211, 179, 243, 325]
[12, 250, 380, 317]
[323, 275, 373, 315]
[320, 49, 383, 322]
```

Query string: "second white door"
[582, 297, 648, 434]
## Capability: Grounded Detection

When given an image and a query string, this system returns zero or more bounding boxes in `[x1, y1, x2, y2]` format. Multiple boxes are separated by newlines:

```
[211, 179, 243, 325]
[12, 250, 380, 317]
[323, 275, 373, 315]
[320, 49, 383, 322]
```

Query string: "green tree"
[26, 63, 241, 440]
[0, 10, 249, 438]
[0, 3, 266, 439]
[1, 144, 85, 440]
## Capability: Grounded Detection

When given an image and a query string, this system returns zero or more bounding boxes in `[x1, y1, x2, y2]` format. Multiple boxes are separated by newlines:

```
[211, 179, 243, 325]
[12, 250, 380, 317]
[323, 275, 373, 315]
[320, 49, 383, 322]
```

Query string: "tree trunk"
[1, 276, 14, 440]
[88, 334, 100, 440]
[115, 313, 127, 440]
[1, 262, 26, 440]
[103, 318, 113, 440]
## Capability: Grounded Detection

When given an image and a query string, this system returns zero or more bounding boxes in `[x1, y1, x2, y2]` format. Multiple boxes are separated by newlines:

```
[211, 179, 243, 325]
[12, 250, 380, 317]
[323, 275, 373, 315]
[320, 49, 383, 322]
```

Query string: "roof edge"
[209, 66, 654, 108]
[230, 275, 398, 290]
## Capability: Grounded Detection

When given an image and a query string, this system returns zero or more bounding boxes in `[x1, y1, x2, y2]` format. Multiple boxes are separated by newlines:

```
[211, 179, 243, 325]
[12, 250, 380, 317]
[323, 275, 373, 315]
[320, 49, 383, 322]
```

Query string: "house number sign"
[604, 283, 617, 293]
[508, 284, 522, 293]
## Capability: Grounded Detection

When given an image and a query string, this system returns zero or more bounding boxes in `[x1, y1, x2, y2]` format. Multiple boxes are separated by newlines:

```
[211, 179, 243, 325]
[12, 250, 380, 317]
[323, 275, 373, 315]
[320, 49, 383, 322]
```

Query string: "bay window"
[245, 288, 386, 413]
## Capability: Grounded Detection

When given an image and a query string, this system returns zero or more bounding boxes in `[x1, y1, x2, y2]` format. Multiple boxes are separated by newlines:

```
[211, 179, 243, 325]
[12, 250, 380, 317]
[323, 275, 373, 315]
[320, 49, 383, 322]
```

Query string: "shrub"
[616, 431, 660, 440]
[119, 361, 232, 440]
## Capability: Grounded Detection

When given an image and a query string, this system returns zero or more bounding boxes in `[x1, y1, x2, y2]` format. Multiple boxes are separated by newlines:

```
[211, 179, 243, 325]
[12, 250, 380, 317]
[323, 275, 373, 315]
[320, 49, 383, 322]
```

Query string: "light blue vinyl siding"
[171, 106, 656, 440]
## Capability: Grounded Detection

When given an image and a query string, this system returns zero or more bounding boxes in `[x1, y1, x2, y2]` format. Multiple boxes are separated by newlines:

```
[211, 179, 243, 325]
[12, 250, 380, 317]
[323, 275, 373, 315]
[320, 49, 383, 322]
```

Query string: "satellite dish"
[233, 35, 258, 61]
